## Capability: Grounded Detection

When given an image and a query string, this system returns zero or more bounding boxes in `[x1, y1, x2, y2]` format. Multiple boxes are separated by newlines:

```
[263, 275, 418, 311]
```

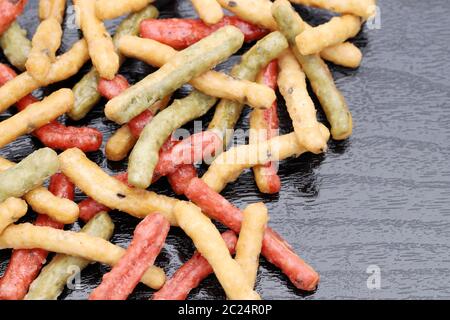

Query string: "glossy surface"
[1, 0, 450, 299]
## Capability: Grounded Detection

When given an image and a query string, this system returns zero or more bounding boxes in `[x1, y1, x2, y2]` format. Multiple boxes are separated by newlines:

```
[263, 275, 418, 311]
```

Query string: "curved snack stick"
[0, 39, 89, 113]
[278, 50, 327, 153]
[59, 148, 179, 225]
[174, 201, 261, 300]
[0, 223, 166, 290]
[0, 198, 27, 234]
[250, 60, 281, 194]
[288, 0, 377, 20]
[208, 31, 288, 147]
[74, 0, 118, 80]
[184, 178, 320, 291]
[90, 214, 170, 300]
[120, 36, 275, 110]
[128, 91, 217, 189]
[140, 16, 268, 49]
[320, 42, 362, 69]
[152, 230, 237, 300]
[69, 6, 159, 121]
[95, 0, 154, 20]
[0, 0, 27, 35]
[272, 0, 353, 140]
[0, 89, 74, 148]
[39, 0, 66, 23]
[191, 0, 223, 25]
[295, 15, 361, 56]
[166, 165, 198, 195]
[25, 212, 114, 300]
[235, 202, 268, 288]
[0, 148, 59, 203]
[106, 125, 138, 161]
[106, 26, 244, 124]
[0, 22, 31, 71]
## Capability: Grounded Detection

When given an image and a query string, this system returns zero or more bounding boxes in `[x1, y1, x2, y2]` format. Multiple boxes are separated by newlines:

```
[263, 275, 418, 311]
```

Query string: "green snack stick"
[208, 31, 288, 147]
[0, 22, 31, 71]
[0, 148, 59, 202]
[25, 212, 114, 300]
[128, 91, 217, 189]
[68, 5, 159, 120]
[272, 0, 352, 140]
[105, 26, 244, 125]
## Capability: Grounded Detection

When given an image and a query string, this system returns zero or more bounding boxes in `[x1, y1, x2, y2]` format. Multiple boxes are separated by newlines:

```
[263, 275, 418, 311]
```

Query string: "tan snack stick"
[105, 125, 138, 161]
[59, 148, 178, 225]
[320, 42, 362, 69]
[0, 39, 89, 113]
[39, 0, 66, 23]
[0, 223, 165, 289]
[75, 0, 119, 79]
[174, 201, 261, 300]
[119, 36, 274, 110]
[0, 89, 74, 149]
[191, 0, 224, 25]
[288, 0, 377, 20]
[0, 198, 28, 234]
[95, 0, 155, 20]
[277, 50, 327, 154]
[235, 202, 268, 288]
[295, 15, 361, 55]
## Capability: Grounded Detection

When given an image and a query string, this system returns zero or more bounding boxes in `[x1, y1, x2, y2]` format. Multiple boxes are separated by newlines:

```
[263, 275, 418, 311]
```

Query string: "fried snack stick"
[272, 0, 353, 140]
[288, 0, 377, 20]
[0, 22, 31, 71]
[191, 0, 223, 25]
[0, 0, 27, 35]
[278, 50, 327, 153]
[167, 165, 198, 195]
[74, 0, 118, 80]
[59, 148, 178, 225]
[95, 0, 154, 20]
[0, 39, 89, 113]
[216, 0, 362, 68]
[0, 223, 165, 289]
[235, 203, 268, 288]
[184, 178, 319, 291]
[0, 198, 27, 234]
[174, 201, 261, 300]
[152, 230, 237, 300]
[250, 60, 280, 194]
[127, 97, 171, 137]
[140, 17, 268, 50]
[0, 89, 74, 148]
[39, 0, 65, 22]
[25, 212, 114, 300]
[90, 214, 170, 300]
[105, 126, 138, 161]
[0, 157, 79, 224]
[296, 15, 361, 56]
[119, 36, 274, 110]
[106, 26, 244, 125]
[0, 174, 73, 300]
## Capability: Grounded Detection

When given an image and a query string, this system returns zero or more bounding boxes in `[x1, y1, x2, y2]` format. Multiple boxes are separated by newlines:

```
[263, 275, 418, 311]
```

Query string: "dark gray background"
[1, 0, 450, 300]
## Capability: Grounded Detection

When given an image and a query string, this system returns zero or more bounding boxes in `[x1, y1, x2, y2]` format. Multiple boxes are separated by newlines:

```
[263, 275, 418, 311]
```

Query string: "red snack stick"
[128, 109, 154, 138]
[152, 230, 237, 300]
[89, 213, 170, 300]
[0, 0, 27, 35]
[167, 164, 198, 195]
[140, 16, 269, 50]
[97, 74, 130, 100]
[0, 174, 73, 300]
[184, 177, 320, 291]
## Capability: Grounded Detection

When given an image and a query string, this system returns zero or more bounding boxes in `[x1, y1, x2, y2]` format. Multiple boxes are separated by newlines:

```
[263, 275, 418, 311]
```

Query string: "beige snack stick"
[216, 0, 362, 68]
[0, 223, 165, 289]
[0, 89, 74, 149]
[0, 157, 79, 224]
[202, 126, 330, 192]
[288, 0, 377, 20]
[105, 125, 138, 162]
[235, 202, 268, 288]
[174, 201, 261, 300]
[75, 0, 119, 80]
[191, 0, 224, 25]
[39, 0, 66, 22]
[296, 15, 361, 55]
[119, 35, 274, 110]
[277, 50, 327, 154]
[95, 0, 155, 20]
[0, 198, 28, 234]
[0, 39, 89, 113]
[59, 148, 178, 225]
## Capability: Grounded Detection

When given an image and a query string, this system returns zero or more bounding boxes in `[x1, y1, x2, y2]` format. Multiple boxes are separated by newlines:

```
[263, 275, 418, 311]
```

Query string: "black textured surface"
[1, 0, 450, 300]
